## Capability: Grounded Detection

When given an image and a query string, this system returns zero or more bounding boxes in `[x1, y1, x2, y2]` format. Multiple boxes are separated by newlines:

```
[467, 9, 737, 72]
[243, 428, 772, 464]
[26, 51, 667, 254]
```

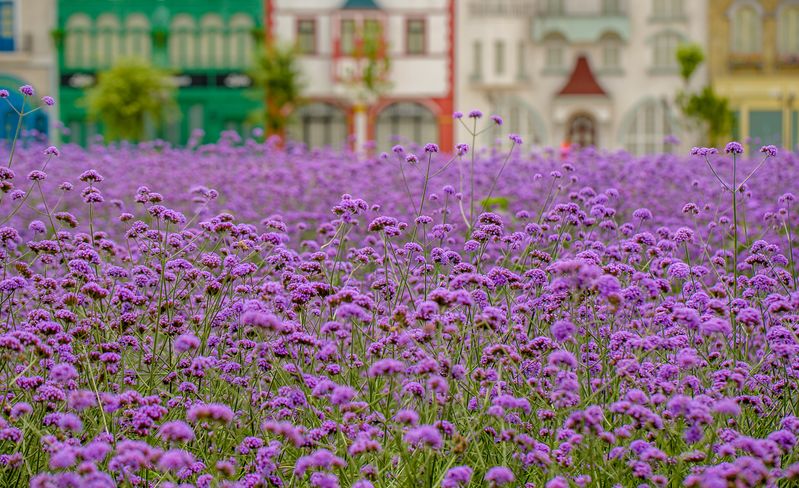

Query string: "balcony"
[531, 15, 630, 44]
[728, 53, 764, 71]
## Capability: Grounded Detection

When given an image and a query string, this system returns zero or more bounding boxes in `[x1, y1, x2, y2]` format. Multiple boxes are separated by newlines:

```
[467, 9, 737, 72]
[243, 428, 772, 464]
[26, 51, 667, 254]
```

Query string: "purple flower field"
[2, 105, 799, 486]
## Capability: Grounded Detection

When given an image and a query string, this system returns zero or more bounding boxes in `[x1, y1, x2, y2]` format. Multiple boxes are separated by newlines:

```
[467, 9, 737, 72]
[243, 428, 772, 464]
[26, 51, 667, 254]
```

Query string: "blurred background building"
[269, 0, 455, 152]
[709, 0, 799, 150]
[0, 0, 56, 140]
[0, 0, 797, 153]
[457, 0, 708, 153]
[55, 0, 263, 145]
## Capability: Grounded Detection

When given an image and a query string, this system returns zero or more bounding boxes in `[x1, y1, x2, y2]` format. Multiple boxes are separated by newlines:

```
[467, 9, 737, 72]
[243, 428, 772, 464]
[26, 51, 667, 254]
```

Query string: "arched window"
[288, 103, 348, 148]
[731, 3, 761, 54]
[653, 0, 683, 19]
[65, 14, 92, 69]
[778, 4, 799, 56]
[375, 102, 438, 149]
[124, 14, 151, 61]
[567, 114, 596, 148]
[620, 98, 676, 155]
[603, 0, 622, 15]
[652, 31, 682, 70]
[199, 14, 225, 68]
[170, 15, 197, 69]
[95, 14, 121, 69]
[229, 14, 255, 68]
[485, 97, 546, 146]
[601, 32, 622, 70]
[544, 0, 565, 15]
[544, 33, 567, 70]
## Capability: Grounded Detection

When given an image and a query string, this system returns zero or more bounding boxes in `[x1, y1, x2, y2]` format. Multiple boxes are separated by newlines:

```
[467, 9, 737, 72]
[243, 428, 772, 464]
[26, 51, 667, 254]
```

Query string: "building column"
[353, 102, 367, 154]
[739, 104, 749, 145]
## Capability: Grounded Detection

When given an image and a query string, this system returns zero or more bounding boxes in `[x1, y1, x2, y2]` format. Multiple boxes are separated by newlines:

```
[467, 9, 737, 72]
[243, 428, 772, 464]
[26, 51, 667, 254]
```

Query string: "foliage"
[680, 86, 736, 147]
[249, 43, 304, 137]
[85, 59, 175, 142]
[676, 43, 705, 83]
[675, 44, 735, 147]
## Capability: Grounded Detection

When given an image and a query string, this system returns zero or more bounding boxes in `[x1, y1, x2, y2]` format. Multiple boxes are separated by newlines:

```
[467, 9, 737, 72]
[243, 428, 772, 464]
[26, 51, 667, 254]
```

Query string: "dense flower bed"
[1, 115, 799, 486]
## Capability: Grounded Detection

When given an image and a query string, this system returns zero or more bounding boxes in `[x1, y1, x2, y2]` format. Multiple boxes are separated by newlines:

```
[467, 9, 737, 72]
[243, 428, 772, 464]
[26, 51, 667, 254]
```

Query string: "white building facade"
[268, 0, 456, 152]
[0, 0, 57, 140]
[456, 0, 708, 154]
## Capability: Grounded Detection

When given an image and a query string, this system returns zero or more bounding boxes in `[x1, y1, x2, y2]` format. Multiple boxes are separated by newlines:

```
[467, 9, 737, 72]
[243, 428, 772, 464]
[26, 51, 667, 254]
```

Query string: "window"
[567, 114, 596, 148]
[621, 99, 675, 155]
[375, 102, 438, 149]
[494, 40, 505, 75]
[406, 18, 425, 55]
[199, 14, 225, 68]
[544, 0, 565, 15]
[229, 14, 255, 68]
[65, 14, 92, 68]
[603, 0, 622, 15]
[170, 15, 198, 69]
[779, 5, 799, 56]
[364, 19, 382, 42]
[653, 31, 681, 70]
[653, 0, 683, 19]
[289, 103, 348, 148]
[0, 0, 13, 51]
[297, 19, 316, 54]
[545, 35, 565, 70]
[731, 4, 761, 55]
[472, 40, 483, 80]
[517, 41, 527, 79]
[124, 14, 151, 61]
[95, 14, 121, 68]
[341, 19, 356, 55]
[602, 34, 621, 70]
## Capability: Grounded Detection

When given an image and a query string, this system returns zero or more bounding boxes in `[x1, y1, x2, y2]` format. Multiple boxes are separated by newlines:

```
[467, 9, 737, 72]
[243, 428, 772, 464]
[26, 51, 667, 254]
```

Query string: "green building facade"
[55, 0, 264, 145]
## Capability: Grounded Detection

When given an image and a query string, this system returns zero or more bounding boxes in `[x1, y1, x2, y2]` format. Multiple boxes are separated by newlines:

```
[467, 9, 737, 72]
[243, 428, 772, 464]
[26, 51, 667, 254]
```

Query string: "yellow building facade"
[709, 0, 799, 150]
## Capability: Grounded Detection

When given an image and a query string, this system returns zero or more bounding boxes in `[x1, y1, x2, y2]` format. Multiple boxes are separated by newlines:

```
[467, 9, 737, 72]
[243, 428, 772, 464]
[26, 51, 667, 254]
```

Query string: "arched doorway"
[288, 102, 348, 149]
[567, 113, 596, 148]
[375, 102, 438, 150]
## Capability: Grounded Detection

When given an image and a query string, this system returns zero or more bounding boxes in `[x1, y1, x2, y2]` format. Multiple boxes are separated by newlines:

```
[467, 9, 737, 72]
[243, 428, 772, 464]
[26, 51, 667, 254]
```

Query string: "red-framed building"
[266, 0, 455, 152]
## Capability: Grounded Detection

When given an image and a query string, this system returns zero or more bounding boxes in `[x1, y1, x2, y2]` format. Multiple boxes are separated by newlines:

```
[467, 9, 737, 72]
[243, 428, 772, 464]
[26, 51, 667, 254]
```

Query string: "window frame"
[729, 1, 762, 56]
[405, 17, 426, 55]
[340, 18, 356, 55]
[0, 0, 15, 52]
[494, 39, 505, 75]
[296, 18, 317, 55]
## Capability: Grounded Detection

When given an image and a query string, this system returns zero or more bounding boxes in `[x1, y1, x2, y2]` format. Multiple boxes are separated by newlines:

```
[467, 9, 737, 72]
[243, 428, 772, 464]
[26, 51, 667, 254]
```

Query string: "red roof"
[557, 55, 607, 96]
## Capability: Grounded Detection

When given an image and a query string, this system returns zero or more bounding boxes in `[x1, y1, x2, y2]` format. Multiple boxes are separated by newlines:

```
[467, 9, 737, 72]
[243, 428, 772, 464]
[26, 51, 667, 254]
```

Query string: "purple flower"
[490, 115, 503, 126]
[725, 141, 744, 154]
[453, 111, 463, 119]
[41, 96, 55, 106]
[468, 109, 483, 119]
[157, 449, 195, 472]
[424, 143, 439, 153]
[0, 90, 8, 98]
[403, 425, 442, 449]
[760, 145, 777, 157]
[485, 466, 515, 486]
[158, 421, 195, 442]
[551, 319, 576, 342]
[442, 466, 473, 487]
[19, 85, 34, 96]
[508, 133, 523, 145]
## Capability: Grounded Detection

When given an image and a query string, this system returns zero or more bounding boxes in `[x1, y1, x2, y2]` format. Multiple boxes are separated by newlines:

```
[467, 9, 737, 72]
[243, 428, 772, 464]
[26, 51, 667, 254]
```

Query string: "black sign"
[60, 72, 252, 89]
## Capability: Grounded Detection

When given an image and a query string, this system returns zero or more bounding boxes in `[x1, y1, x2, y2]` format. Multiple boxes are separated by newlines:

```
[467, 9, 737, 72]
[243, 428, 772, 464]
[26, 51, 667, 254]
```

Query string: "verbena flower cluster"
[1, 99, 799, 486]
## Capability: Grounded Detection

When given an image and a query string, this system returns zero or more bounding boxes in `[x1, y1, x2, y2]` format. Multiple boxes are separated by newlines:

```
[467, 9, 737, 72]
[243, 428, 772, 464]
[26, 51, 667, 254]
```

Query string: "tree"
[86, 59, 175, 142]
[250, 43, 303, 138]
[675, 43, 735, 147]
